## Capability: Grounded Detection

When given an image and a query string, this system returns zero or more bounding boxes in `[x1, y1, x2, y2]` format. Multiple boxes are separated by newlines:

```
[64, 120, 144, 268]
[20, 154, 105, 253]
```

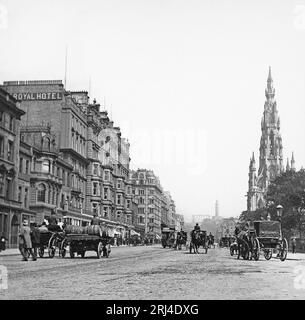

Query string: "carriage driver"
[194, 223, 201, 232]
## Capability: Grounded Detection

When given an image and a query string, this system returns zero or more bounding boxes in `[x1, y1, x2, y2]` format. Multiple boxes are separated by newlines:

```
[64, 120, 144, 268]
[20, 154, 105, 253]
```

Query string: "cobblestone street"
[1, 245, 305, 300]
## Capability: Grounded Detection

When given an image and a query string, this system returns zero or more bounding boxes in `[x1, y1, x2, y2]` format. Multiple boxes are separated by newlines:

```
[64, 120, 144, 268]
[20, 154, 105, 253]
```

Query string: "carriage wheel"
[103, 244, 111, 258]
[264, 249, 272, 260]
[252, 238, 260, 261]
[38, 247, 44, 258]
[48, 247, 55, 258]
[280, 238, 288, 261]
[97, 242, 103, 259]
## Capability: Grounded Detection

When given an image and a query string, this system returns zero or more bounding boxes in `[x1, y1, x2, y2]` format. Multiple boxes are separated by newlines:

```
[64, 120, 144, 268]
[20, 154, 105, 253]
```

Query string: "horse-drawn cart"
[161, 227, 176, 248]
[60, 234, 111, 258]
[60, 225, 112, 259]
[189, 230, 208, 254]
[251, 220, 288, 261]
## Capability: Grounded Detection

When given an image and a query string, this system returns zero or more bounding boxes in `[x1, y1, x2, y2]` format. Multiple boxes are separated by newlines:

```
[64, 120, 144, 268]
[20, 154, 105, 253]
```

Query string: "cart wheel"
[97, 242, 102, 259]
[253, 238, 260, 261]
[81, 251, 85, 258]
[264, 249, 272, 260]
[280, 238, 288, 261]
[38, 247, 44, 258]
[48, 247, 55, 258]
[70, 250, 75, 259]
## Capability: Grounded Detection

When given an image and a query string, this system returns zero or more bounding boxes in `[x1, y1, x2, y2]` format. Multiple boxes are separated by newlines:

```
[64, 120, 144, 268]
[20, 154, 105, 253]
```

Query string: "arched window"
[37, 184, 46, 202]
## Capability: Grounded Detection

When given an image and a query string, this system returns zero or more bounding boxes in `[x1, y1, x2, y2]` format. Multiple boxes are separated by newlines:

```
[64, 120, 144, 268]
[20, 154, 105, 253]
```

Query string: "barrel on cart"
[60, 225, 112, 259]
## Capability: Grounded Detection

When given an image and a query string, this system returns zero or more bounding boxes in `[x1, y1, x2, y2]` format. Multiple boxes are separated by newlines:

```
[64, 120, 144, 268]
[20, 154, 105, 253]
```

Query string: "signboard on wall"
[12, 92, 63, 101]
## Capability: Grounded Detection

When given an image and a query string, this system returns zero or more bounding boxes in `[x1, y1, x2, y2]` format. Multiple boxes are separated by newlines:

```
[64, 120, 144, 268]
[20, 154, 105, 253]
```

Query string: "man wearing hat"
[19, 220, 36, 261]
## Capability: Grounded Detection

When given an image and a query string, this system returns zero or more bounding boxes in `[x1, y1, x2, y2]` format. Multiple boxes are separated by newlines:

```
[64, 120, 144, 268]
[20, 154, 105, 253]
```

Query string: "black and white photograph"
[1, 0, 305, 305]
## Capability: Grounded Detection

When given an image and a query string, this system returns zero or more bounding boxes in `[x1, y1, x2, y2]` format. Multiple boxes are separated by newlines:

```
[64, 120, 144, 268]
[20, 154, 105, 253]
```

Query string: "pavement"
[1, 245, 305, 299]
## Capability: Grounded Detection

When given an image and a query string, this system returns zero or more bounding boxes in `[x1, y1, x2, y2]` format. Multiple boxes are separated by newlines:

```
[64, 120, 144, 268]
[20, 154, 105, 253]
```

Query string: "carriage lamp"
[276, 205, 283, 222]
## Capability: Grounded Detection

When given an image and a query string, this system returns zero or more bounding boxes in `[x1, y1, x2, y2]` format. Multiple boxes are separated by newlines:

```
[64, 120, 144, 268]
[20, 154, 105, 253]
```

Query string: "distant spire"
[265, 66, 275, 100]
[291, 152, 296, 171]
[286, 158, 290, 171]
[267, 66, 272, 82]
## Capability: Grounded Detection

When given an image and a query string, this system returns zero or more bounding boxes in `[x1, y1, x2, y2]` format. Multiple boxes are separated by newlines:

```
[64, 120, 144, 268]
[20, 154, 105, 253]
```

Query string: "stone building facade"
[1, 79, 181, 245]
[0, 88, 30, 247]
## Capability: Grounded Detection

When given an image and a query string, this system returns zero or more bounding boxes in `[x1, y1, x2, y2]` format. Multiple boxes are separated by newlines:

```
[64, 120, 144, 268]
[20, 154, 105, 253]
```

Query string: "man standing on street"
[19, 220, 37, 261]
[19, 220, 36, 261]
[292, 237, 297, 254]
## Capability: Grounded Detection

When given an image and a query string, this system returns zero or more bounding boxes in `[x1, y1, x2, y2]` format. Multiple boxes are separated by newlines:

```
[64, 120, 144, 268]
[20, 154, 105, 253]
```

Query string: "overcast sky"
[1, 0, 305, 222]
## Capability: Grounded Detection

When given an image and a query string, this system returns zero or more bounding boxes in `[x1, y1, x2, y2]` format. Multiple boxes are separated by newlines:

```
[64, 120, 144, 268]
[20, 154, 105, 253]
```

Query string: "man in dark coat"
[30, 223, 40, 259]
[19, 220, 36, 261]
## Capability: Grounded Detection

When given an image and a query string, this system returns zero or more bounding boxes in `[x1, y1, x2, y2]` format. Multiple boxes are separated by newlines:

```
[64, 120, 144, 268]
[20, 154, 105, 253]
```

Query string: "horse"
[175, 231, 187, 250]
[236, 230, 251, 260]
[190, 230, 207, 254]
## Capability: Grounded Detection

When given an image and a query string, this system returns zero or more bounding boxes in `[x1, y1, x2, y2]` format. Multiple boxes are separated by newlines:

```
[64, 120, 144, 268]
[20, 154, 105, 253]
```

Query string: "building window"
[126, 199, 131, 209]
[0, 172, 4, 195]
[92, 203, 98, 215]
[139, 197, 144, 204]
[138, 208, 144, 214]
[149, 218, 154, 224]
[103, 206, 108, 218]
[0, 136, 4, 158]
[149, 198, 154, 204]
[24, 188, 28, 208]
[104, 170, 110, 181]
[0, 111, 3, 123]
[149, 208, 154, 214]
[37, 184, 46, 202]
[139, 216, 144, 224]
[117, 180, 121, 189]
[139, 189, 144, 195]
[42, 160, 50, 173]
[7, 141, 13, 161]
[18, 186, 22, 202]
[5, 178, 11, 199]
[93, 182, 98, 196]
[19, 158, 23, 173]
[117, 194, 122, 205]
[9, 116, 14, 131]
[116, 211, 121, 220]
[104, 187, 108, 200]
[26, 160, 30, 174]
[93, 164, 99, 175]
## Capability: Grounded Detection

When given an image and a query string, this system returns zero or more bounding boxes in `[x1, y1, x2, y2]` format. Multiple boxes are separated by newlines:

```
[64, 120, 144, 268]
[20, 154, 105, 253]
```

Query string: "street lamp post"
[276, 205, 283, 224]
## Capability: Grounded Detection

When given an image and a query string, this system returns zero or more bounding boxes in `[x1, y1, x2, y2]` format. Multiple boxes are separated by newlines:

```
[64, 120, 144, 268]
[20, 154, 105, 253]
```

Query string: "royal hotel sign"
[12, 92, 63, 101]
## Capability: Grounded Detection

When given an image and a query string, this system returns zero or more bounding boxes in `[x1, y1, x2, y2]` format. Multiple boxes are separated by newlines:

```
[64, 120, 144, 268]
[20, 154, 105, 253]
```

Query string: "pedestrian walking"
[30, 223, 40, 258]
[19, 220, 37, 261]
[292, 237, 297, 254]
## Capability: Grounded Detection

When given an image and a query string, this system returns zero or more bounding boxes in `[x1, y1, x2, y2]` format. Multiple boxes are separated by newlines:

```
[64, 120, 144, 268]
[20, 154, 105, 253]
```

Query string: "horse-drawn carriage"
[175, 231, 187, 250]
[60, 225, 111, 259]
[219, 236, 235, 248]
[189, 230, 208, 254]
[161, 227, 176, 248]
[236, 220, 288, 261]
